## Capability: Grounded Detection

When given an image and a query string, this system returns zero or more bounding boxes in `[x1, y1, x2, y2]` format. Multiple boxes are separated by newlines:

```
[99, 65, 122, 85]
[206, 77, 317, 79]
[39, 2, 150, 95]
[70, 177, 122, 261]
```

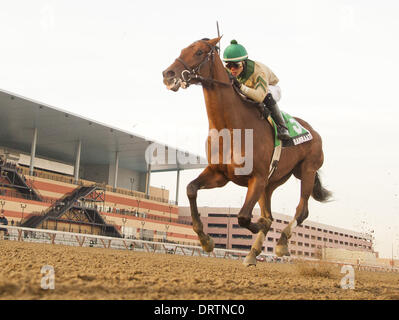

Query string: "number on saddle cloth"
[270, 112, 313, 147]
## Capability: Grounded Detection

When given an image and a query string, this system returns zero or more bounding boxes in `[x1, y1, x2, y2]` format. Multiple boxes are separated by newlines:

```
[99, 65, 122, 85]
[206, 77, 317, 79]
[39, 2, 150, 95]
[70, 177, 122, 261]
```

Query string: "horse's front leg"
[187, 166, 228, 252]
[236, 175, 267, 266]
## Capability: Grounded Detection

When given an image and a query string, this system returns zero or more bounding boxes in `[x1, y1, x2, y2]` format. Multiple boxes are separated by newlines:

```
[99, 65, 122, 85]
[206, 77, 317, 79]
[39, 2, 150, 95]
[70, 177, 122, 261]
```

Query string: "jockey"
[223, 40, 290, 141]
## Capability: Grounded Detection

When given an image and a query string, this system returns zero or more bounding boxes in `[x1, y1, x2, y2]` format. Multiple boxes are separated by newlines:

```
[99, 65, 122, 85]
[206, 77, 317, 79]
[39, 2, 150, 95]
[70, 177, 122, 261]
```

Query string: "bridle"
[174, 40, 231, 88]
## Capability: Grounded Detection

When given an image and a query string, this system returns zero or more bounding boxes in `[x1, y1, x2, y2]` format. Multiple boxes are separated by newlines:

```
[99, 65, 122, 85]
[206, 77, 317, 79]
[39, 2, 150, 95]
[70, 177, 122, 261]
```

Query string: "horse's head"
[162, 37, 222, 91]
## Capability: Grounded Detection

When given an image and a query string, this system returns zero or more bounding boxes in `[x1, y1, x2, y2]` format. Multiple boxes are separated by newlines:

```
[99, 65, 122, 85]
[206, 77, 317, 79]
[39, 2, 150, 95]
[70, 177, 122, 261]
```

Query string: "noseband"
[174, 40, 230, 88]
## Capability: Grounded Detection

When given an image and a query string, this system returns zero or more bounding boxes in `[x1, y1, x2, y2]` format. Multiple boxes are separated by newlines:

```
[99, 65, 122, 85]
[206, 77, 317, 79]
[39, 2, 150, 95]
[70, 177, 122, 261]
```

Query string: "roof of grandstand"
[0, 88, 207, 172]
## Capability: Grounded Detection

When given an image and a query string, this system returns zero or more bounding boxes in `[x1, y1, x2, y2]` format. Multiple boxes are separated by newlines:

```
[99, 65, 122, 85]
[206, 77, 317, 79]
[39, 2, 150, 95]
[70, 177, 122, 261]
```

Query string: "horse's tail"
[312, 171, 332, 203]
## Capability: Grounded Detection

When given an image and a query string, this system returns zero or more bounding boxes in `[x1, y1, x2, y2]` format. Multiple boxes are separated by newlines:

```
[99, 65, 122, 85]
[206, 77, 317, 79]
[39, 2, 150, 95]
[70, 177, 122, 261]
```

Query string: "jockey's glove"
[231, 76, 242, 89]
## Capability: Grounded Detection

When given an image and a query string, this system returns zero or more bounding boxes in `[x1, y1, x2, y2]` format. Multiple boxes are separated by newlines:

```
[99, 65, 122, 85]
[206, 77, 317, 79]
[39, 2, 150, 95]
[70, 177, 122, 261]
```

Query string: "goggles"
[225, 61, 243, 70]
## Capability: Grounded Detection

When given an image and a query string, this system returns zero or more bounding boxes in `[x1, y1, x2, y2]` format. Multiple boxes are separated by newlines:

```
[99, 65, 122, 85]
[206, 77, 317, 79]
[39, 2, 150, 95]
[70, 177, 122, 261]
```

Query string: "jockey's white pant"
[268, 85, 281, 102]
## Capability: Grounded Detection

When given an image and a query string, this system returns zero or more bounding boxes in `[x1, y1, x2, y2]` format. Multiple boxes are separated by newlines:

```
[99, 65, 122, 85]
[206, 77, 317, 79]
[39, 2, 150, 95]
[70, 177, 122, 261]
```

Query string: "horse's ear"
[208, 36, 223, 47]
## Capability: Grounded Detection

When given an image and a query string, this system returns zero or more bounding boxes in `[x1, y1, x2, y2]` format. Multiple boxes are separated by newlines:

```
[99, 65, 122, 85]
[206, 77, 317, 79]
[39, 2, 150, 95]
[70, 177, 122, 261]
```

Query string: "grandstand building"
[0, 88, 206, 245]
[179, 206, 375, 259]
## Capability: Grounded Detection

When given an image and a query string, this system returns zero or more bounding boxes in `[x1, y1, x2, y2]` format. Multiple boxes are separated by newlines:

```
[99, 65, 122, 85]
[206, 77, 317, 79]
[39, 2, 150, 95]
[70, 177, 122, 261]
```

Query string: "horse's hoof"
[275, 245, 290, 257]
[200, 236, 214, 253]
[243, 255, 257, 267]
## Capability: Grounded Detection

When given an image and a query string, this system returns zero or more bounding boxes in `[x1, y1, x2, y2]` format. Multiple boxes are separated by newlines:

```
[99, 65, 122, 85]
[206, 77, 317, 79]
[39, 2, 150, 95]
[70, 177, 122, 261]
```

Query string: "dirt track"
[0, 240, 398, 300]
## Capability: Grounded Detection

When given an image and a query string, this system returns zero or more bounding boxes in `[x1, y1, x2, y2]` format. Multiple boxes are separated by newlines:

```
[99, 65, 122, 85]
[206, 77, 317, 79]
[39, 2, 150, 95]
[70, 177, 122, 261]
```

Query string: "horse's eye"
[196, 50, 203, 56]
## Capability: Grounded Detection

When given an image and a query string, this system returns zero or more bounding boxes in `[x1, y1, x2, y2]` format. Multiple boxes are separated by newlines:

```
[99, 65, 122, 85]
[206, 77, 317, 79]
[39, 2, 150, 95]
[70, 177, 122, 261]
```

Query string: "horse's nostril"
[163, 70, 175, 78]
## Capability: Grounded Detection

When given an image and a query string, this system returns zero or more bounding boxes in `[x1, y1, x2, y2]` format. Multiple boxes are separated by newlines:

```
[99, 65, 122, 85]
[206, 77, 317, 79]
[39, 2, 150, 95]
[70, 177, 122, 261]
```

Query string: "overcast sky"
[1, 0, 398, 259]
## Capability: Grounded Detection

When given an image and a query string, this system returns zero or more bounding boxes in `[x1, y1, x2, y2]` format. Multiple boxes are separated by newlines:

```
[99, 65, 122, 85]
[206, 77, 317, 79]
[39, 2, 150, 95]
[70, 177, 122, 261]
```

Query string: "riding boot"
[264, 93, 291, 141]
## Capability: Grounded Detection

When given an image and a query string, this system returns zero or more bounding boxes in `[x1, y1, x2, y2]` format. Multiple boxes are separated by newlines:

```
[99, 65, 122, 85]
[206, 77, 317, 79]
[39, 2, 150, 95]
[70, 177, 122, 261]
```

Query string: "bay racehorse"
[162, 37, 332, 266]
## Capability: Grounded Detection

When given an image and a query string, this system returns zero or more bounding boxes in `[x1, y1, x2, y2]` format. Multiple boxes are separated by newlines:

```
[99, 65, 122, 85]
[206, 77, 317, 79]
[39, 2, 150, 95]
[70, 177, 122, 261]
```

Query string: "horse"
[162, 37, 332, 266]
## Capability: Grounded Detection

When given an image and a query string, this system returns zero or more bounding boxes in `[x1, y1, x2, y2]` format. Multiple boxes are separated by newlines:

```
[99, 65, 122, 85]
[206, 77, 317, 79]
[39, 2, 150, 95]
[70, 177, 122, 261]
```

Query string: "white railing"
[1, 226, 398, 272]
[0, 226, 276, 261]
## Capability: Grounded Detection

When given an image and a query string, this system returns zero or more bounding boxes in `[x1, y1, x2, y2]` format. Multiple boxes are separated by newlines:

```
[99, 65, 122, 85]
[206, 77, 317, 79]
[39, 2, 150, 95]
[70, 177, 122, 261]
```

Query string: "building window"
[267, 237, 274, 242]
[267, 247, 273, 252]
[297, 251, 303, 256]
[304, 252, 309, 256]
[323, 238, 328, 242]
[298, 242, 303, 246]
[323, 229, 328, 233]
[298, 233, 303, 237]
[304, 234, 309, 239]
[284, 220, 289, 224]
[311, 235, 316, 240]
[291, 250, 296, 255]
[232, 234, 252, 240]
[305, 225, 310, 229]
[208, 223, 227, 228]
[317, 237, 322, 241]
[317, 228, 322, 232]
[311, 227, 316, 230]
[232, 244, 251, 250]
[232, 224, 241, 229]
[329, 239, 333, 243]
[311, 244, 315, 248]
[215, 243, 226, 248]
[208, 233, 227, 238]
[304, 243, 309, 247]
[291, 241, 296, 245]
[276, 219, 282, 223]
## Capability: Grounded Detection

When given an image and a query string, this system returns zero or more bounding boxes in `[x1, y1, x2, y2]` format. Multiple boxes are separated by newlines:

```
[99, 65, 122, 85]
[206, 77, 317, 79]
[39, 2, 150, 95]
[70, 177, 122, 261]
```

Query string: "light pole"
[165, 224, 170, 242]
[168, 205, 173, 222]
[161, 186, 165, 201]
[130, 178, 135, 193]
[122, 217, 127, 238]
[140, 220, 146, 240]
[20, 203, 27, 225]
[227, 206, 231, 250]
[136, 199, 141, 216]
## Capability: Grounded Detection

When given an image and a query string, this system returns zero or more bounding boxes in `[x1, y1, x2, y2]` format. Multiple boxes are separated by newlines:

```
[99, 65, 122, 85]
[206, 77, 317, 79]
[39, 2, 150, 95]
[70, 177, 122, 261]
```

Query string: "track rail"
[1, 226, 398, 273]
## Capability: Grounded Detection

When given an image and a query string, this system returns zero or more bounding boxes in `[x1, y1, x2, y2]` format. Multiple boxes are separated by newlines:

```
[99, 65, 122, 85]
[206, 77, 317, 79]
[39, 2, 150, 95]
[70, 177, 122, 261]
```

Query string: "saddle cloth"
[268, 112, 313, 147]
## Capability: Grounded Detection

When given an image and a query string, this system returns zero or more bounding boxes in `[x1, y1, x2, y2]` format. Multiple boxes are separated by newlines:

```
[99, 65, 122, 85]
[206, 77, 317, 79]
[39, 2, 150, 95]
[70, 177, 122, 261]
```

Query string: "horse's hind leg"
[187, 166, 228, 252]
[276, 163, 317, 257]
[243, 188, 273, 266]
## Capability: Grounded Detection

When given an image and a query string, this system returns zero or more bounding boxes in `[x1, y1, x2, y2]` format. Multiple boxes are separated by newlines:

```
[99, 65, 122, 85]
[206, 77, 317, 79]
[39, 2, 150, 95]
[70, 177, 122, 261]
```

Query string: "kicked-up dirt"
[0, 240, 398, 300]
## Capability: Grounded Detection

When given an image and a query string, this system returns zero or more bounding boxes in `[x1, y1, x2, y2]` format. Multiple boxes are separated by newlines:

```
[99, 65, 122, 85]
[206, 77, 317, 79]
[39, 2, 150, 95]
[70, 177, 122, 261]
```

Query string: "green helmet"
[223, 40, 248, 62]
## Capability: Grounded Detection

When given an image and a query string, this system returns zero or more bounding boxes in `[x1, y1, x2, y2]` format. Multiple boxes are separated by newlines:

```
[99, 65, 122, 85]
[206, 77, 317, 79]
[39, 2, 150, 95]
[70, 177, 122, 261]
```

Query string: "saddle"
[230, 76, 313, 148]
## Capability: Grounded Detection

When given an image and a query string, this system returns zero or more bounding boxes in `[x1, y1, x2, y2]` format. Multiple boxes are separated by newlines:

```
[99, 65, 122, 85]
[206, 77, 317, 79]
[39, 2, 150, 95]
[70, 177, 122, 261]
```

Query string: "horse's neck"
[202, 59, 246, 130]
